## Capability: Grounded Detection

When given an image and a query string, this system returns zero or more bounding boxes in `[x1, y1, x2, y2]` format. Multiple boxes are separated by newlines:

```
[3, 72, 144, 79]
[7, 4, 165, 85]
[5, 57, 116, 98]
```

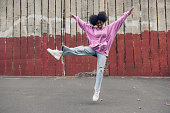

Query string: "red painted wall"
[0, 30, 169, 76]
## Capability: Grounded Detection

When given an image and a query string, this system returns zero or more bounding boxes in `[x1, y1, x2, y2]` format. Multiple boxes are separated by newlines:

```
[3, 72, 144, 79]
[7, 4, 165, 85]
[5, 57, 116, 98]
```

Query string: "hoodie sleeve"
[107, 11, 131, 34]
[73, 15, 91, 32]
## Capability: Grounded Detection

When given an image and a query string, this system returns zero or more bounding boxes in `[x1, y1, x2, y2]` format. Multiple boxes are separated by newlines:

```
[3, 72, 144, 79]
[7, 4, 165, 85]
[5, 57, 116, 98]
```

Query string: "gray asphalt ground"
[0, 76, 170, 113]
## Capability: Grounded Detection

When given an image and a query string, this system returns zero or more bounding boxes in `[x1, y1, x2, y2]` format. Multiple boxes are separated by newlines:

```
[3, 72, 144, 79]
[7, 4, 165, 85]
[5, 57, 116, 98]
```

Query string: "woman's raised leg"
[47, 45, 96, 60]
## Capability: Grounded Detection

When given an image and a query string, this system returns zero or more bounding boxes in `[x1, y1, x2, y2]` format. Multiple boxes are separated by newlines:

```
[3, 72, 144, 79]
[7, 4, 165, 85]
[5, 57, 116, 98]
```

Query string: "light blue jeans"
[61, 45, 107, 92]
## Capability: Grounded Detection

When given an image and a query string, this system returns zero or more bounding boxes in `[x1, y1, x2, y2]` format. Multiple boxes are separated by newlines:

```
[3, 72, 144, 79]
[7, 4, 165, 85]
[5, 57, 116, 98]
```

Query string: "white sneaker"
[93, 91, 100, 101]
[47, 48, 62, 60]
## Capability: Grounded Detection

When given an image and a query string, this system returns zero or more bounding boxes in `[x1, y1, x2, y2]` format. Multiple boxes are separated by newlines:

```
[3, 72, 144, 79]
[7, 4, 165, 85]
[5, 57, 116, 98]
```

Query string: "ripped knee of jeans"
[99, 66, 104, 74]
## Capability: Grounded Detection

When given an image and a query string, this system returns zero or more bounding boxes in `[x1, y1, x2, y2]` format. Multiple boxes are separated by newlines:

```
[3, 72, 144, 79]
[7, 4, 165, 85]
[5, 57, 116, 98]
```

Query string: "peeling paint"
[0, 15, 158, 38]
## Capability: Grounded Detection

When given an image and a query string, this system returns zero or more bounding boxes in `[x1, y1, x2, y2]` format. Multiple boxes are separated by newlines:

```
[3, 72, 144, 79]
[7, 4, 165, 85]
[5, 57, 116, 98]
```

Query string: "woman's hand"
[69, 14, 74, 18]
[129, 7, 134, 14]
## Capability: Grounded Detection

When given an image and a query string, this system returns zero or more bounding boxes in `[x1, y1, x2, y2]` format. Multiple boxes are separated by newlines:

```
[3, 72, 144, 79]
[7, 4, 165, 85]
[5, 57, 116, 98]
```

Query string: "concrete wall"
[0, 0, 169, 76]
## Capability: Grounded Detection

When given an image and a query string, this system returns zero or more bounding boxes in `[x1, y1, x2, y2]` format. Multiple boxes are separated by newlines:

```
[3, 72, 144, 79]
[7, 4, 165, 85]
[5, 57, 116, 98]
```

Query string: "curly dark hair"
[89, 15, 98, 26]
[97, 11, 107, 23]
[89, 11, 107, 26]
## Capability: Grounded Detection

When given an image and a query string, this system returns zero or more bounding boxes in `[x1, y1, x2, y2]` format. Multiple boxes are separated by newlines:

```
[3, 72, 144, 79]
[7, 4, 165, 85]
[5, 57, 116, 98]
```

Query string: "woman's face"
[96, 20, 104, 29]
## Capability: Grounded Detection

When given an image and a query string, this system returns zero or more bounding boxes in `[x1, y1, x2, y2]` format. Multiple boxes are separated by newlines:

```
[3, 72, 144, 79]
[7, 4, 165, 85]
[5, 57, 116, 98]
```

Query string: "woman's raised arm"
[107, 7, 134, 34]
[70, 14, 91, 32]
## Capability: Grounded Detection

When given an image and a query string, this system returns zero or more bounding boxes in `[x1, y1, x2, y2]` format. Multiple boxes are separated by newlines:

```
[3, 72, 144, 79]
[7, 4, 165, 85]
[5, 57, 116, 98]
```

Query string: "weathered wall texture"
[0, 0, 169, 76]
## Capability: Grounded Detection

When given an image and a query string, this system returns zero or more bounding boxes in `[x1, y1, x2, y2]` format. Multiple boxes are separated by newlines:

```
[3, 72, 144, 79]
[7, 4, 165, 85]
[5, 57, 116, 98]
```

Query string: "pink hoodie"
[73, 11, 131, 56]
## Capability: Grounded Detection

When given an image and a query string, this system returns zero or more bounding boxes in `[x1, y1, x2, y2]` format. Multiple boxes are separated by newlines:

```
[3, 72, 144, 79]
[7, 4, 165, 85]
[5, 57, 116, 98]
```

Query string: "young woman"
[47, 7, 134, 101]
